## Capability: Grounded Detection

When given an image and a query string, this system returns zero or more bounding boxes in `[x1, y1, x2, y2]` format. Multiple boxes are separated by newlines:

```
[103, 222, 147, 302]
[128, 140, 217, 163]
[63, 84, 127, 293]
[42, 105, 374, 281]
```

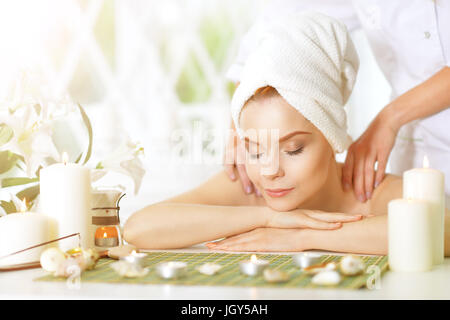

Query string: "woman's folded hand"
[265, 209, 363, 230]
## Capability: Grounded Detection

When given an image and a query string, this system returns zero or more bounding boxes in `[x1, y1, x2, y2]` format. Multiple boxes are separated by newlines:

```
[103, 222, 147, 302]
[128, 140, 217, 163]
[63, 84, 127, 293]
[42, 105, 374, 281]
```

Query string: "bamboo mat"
[35, 252, 388, 289]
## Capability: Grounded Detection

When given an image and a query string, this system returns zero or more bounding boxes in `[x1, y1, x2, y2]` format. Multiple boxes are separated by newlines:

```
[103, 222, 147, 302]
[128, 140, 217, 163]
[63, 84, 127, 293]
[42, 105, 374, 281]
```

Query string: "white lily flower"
[95, 139, 146, 195]
[0, 206, 6, 217]
[0, 105, 60, 177]
[0, 70, 47, 113]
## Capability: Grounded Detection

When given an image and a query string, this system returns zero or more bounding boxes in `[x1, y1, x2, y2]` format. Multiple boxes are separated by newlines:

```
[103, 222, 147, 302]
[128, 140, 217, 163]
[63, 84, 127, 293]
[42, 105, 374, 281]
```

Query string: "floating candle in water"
[239, 255, 269, 276]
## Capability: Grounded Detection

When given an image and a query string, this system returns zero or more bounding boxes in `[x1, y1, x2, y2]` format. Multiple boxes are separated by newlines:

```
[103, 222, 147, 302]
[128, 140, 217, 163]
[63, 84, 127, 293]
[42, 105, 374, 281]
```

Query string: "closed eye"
[285, 146, 304, 156]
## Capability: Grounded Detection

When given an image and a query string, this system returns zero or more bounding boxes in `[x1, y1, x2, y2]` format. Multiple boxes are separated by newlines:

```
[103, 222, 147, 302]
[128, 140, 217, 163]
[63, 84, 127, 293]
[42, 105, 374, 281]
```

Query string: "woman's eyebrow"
[279, 130, 311, 142]
[244, 130, 311, 145]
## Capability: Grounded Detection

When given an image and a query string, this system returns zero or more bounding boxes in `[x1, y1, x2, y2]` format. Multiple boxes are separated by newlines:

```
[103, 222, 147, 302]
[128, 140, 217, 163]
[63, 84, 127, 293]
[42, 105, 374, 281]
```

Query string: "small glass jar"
[91, 190, 125, 250]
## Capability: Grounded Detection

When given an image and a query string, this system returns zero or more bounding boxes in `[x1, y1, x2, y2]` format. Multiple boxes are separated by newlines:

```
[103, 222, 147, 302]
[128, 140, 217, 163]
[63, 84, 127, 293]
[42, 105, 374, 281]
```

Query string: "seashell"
[65, 247, 100, 271]
[54, 257, 85, 278]
[311, 270, 341, 286]
[79, 248, 100, 270]
[110, 260, 149, 278]
[108, 244, 138, 260]
[263, 269, 289, 283]
[196, 263, 222, 275]
[40, 248, 67, 273]
[303, 261, 337, 275]
[339, 255, 365, 276]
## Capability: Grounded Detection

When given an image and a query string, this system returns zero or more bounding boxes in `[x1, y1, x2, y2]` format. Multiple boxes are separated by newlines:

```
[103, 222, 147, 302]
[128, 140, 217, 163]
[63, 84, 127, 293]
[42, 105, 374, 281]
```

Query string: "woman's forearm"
[301, 212, 450, 256]
[300, 215, 388, 255]
[384, 66, 450, 131]
[123, 203, 270, 249]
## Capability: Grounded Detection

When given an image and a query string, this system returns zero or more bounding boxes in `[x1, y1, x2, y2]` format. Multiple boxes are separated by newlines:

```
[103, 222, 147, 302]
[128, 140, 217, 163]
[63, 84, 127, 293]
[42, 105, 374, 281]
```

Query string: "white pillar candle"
[0, 211, 57, 266]
[388, 199, 433, 272]
[403, 156, 445, 265]
[39, 154, 92, 250]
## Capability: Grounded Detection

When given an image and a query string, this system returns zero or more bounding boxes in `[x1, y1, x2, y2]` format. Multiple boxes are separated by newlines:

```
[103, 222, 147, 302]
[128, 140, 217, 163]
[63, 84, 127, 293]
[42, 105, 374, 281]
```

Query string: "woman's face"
[240, 94, 335, 212]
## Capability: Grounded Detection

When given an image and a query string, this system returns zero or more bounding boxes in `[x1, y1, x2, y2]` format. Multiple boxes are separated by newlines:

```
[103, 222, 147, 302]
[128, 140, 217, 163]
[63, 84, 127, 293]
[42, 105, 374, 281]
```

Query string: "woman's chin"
[266, 199, 299, 212]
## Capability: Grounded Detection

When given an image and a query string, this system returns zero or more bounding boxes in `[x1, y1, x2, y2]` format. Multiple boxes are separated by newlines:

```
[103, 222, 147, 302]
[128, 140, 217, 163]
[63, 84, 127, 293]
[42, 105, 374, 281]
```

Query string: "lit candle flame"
[423, 155, 429, 168]
[250, 254, 258, 263]
[103, 232, 108, 238]
[20, 198, 27, 213]
[62, 152, 69, 165]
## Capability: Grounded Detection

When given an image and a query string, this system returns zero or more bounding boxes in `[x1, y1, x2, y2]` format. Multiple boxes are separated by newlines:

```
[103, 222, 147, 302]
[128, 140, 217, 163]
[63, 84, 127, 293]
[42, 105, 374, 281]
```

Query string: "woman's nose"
[260, 156, 284, 179]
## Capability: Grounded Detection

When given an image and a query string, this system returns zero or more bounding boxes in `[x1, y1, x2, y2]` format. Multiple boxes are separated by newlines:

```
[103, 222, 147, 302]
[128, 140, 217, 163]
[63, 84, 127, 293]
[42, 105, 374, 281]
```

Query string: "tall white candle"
[388, 199, 433, 272]
[0, 210, 57, 266]
[39, 153, 92, 250]
[403, 156, 445, 265]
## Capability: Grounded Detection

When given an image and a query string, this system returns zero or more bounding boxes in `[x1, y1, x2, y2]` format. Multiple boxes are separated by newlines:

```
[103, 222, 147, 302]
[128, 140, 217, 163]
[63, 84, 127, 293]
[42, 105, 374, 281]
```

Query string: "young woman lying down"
[123, 12, 450, 255]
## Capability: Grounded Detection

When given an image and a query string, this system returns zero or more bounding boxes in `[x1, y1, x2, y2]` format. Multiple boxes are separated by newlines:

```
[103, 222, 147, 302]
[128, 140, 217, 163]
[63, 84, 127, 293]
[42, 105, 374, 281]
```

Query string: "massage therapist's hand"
[342, 108, 399, 202]
[265, 209, 363, 230]
[223, 121, 261, 196]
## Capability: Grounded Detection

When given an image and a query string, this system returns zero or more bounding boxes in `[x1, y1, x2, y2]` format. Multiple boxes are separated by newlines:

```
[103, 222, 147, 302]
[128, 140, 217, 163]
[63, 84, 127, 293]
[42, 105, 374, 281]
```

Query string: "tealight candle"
[293, 252, 323, 269]
[120, 250, 147, 267]
[156, 261, 188, 279]
[94, 226, 119, 248]
[239, 255, 269, 276]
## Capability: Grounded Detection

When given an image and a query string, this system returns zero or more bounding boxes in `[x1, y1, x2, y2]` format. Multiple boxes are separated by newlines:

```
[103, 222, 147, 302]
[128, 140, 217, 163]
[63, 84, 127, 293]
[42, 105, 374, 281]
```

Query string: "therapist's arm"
[343, 66, 450, 203]
[386, 66, 450, 133]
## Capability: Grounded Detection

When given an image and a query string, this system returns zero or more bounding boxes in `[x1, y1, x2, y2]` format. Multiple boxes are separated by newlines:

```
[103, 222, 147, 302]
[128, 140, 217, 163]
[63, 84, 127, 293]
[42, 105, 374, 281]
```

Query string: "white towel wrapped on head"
[231, 11, 359, 153]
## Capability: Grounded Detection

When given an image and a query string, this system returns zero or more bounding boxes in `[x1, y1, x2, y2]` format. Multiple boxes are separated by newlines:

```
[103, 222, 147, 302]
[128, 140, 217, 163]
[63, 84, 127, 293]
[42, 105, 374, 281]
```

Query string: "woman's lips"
[265, 187, 295, 198]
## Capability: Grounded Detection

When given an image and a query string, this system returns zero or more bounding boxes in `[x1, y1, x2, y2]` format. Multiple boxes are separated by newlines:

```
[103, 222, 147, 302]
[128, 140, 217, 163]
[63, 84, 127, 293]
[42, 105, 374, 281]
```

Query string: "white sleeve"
[225, 0, 361, 83]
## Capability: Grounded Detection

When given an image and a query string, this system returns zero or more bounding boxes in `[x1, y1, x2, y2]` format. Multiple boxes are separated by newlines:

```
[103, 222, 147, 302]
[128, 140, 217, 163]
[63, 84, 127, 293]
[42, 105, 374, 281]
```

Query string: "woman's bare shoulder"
[370, 174, 403, 215]
[163, 170, 266, 207]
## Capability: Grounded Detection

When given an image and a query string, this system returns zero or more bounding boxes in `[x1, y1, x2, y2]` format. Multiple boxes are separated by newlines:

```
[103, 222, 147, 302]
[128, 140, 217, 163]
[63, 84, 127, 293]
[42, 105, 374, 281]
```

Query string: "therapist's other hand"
[342, 110, 399, 202]
[224, 124, 261, 196]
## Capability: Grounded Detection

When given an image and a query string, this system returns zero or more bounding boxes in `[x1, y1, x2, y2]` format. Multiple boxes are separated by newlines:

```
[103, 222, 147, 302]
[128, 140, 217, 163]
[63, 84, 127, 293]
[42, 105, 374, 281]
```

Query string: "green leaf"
[35, 165, 43, 178]
[74, 152, 83, 164]
[77, 103, 93, 165]
[16, 185, 40, 204]
[0, 200, 17, 214]
[1, 177, 39, 188]
[15, 160, 25, 171]
[0, 151, 20, 174]
[0, 124, 13, 146]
